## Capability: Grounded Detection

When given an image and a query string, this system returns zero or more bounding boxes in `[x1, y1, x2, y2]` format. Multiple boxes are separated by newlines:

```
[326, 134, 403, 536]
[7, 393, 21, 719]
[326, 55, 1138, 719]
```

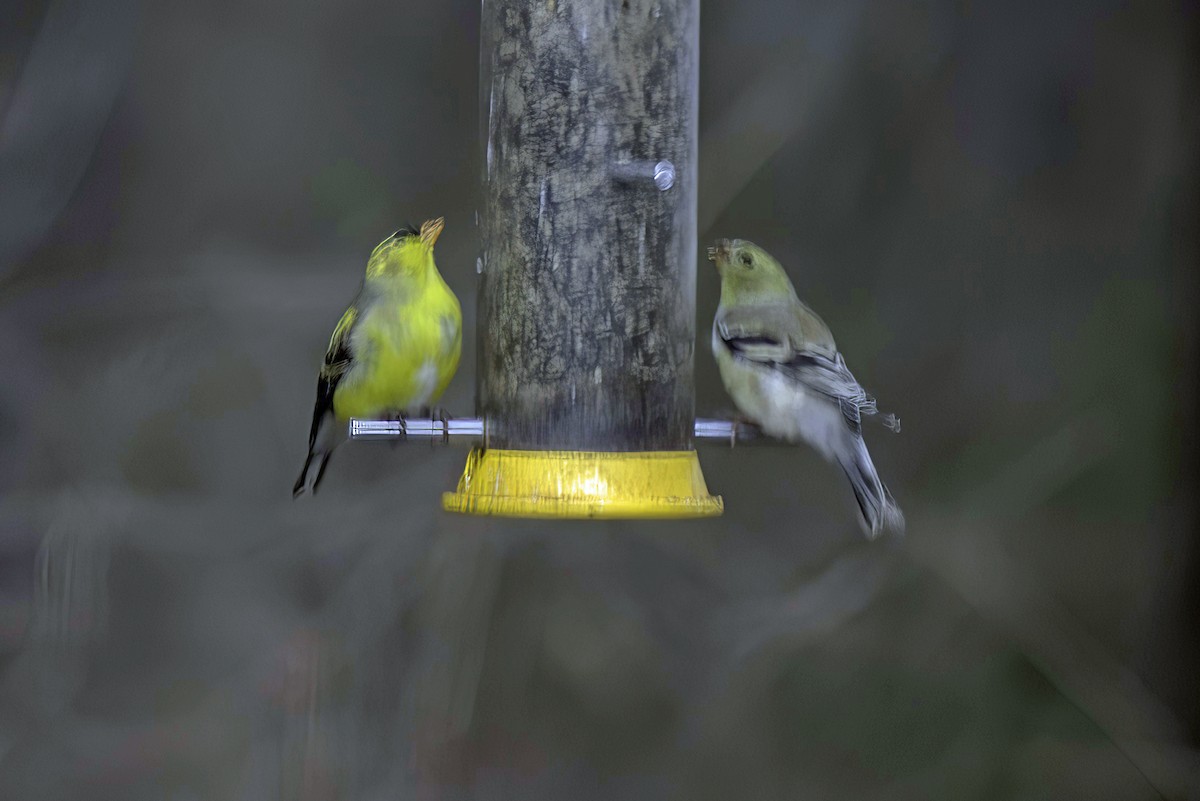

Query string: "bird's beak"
[707, 239, 731, 268]
[419, 217, 445, 249]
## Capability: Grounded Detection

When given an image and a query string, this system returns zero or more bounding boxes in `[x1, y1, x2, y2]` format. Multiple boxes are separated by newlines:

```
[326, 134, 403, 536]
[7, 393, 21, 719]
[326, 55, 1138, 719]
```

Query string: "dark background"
[1, 0, 1196, 798]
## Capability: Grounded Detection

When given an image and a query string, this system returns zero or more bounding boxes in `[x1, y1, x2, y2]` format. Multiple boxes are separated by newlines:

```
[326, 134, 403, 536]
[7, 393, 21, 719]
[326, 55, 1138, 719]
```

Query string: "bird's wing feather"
[717, 304, 898, 432]
[716, 304, 802, 362]
[307, 304, 358, 449]
[774, 351, 873, 432]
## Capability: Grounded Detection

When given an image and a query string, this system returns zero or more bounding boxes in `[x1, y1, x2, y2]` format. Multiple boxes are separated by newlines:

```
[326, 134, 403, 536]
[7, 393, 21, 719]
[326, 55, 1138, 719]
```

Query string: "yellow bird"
[294, 217, 462, 496]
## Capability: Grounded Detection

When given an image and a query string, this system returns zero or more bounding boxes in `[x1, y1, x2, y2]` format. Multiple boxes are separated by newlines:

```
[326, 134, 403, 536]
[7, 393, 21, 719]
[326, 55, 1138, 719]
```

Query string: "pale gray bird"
[708, 238, 904, 537]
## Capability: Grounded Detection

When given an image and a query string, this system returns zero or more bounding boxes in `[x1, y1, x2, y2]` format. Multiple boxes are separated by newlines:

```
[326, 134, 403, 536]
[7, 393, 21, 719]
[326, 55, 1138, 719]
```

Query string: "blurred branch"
[0, 0, 139, 274]
[907, 409, 1200, 799]
[698, 46, 813, 234]
[723, 547, 895, 665]
[696, 5, 872, 234]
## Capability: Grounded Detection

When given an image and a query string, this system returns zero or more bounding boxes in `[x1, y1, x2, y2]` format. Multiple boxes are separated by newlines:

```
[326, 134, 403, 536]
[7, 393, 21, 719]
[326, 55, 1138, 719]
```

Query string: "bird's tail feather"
[839, 436, 904, 539]
[312, 452, 333, 492]
[294, 409, 344, 497]
[293, 449, 334, 497]
[292, 452, 315, 497]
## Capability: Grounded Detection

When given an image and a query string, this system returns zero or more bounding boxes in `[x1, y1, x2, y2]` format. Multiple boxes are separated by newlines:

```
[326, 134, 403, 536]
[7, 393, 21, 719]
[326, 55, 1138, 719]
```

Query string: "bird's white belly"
[409, 359, 440, 409]
[715, 330, 846, 461]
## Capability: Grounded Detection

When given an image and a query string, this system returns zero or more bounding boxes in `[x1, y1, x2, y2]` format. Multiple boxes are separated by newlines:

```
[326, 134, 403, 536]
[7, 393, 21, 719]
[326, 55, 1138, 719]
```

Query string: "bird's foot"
[729, 413, 760, 447]
[435, 406, 452, 443]
[383, 410, 408, 448]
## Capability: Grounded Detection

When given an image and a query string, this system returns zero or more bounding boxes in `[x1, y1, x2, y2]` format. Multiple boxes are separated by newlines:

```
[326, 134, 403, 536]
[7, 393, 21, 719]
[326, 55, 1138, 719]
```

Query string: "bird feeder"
[355, 0, 741, 518]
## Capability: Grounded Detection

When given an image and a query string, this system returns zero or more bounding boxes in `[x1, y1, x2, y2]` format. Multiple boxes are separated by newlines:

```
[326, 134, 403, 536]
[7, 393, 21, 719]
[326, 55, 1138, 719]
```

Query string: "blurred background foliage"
[0, 0, 1196, 798]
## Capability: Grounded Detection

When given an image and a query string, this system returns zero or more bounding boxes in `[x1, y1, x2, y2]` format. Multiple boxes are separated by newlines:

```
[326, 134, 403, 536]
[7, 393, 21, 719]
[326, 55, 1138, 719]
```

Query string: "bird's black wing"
[306, 305, 357, 450]
[718, 320, 899, 433]
[716, 313, 797, 364]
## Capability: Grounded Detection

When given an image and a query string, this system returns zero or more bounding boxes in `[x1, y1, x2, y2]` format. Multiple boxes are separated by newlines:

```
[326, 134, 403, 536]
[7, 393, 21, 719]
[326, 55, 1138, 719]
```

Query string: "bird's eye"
[740, 253, 753, 268]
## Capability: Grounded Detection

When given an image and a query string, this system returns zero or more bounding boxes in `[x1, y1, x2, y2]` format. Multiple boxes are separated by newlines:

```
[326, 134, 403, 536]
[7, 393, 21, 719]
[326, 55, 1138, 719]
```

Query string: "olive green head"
[706, 238, 797, 304]
[365, 217, 445, 280]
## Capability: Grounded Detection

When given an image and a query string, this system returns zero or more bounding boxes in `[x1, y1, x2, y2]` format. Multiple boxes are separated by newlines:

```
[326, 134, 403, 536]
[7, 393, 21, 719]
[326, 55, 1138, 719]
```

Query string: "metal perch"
[351, 417, 767, 446]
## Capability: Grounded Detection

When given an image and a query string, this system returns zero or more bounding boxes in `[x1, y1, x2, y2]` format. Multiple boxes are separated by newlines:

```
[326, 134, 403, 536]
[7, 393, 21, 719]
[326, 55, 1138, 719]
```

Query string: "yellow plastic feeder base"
[442, 448, 724, 519]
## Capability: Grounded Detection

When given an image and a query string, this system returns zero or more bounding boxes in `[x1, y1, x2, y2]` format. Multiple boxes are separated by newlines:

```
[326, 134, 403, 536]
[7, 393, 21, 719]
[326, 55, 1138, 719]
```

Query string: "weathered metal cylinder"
[476, 0, 700, 452]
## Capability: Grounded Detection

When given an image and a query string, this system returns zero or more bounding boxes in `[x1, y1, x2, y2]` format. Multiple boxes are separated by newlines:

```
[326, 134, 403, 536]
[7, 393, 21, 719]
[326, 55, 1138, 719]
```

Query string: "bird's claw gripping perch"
[434, 407, 452, 444]
[386, 411, 408, 449]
